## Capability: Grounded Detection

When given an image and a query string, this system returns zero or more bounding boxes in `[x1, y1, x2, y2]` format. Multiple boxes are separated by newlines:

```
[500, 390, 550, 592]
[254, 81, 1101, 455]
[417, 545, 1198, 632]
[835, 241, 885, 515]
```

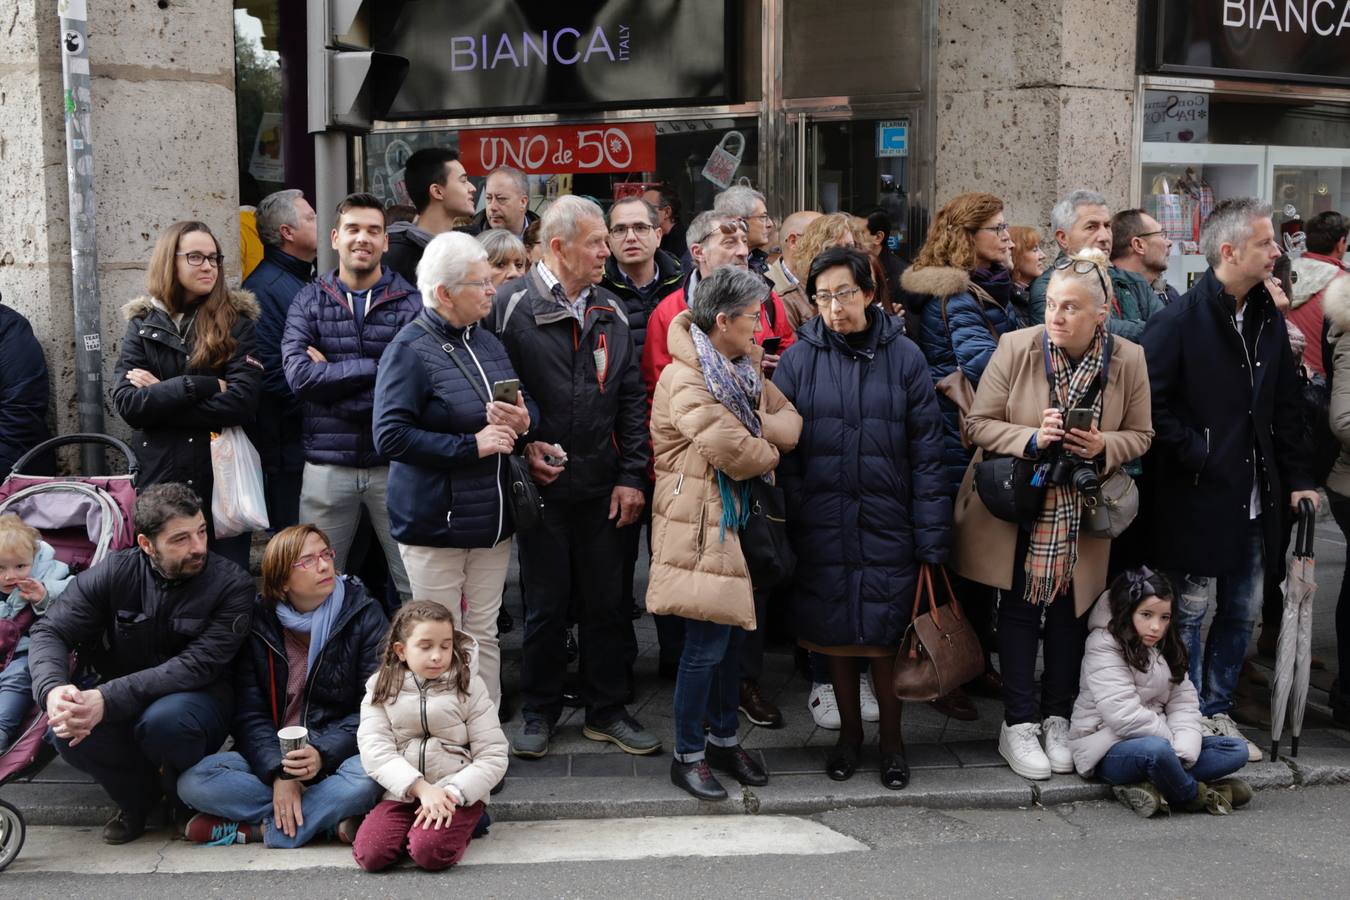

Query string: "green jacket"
[1028, 256, 1165, 341]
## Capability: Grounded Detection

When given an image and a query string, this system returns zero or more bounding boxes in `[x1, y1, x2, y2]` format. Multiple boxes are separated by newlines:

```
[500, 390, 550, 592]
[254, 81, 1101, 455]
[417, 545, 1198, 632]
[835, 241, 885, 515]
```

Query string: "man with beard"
[27, 484, 255, 844]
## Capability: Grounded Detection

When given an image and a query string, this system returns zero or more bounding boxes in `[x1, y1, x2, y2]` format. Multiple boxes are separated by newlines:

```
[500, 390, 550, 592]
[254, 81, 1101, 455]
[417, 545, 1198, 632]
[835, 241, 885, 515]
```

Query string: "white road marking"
[8, 815, 867, 875]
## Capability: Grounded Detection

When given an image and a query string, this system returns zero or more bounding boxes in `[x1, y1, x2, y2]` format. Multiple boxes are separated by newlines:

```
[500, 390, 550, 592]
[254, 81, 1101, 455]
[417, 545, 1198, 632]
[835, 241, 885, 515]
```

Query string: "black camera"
[1039, 446, 1109, 532]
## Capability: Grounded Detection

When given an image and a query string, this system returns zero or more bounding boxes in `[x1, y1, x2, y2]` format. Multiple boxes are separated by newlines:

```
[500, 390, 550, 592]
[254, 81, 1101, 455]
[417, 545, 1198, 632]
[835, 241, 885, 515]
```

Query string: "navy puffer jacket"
[373, 309, 538, 548]
[773, 309, 952, 647]
[232, 576, 387, 783]
[899, 264, 1020, 496]
[281, 268, 422, 467]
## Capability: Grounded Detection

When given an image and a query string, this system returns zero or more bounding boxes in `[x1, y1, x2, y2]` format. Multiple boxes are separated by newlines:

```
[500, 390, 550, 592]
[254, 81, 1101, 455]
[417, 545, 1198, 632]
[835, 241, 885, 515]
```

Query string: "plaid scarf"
[1024, 329, 1106, 606]
[689, 322, 764, 539]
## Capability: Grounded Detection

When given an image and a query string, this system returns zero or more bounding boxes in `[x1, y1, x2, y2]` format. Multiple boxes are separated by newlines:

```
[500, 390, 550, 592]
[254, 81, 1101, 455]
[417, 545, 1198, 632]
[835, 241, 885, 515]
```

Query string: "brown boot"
[1211, 777, 1253, 809]
[738, 679, 783, 728]
[1183, 781, 1233, 815]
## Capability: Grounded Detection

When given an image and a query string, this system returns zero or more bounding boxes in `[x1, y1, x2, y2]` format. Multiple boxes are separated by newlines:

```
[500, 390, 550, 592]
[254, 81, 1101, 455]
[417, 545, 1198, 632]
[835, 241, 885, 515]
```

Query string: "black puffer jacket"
[27, 548, 254, 721]
[112, 291, 263, 520]
[600, 249, 684, 357]
[0, 301, 52, 475]
[490, 265, 649, 501]
[233, 576, 387, 782]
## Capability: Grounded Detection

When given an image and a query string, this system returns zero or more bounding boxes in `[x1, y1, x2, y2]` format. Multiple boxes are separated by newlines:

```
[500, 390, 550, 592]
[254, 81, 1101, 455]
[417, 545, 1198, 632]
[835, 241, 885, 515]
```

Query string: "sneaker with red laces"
[183, 813, 261, 845]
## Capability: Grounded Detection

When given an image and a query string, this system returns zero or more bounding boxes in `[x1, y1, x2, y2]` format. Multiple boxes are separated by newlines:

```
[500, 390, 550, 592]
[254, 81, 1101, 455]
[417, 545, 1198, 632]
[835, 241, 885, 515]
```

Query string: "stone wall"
[933, 0, 1138, 231]
[0, 0, 238, 451]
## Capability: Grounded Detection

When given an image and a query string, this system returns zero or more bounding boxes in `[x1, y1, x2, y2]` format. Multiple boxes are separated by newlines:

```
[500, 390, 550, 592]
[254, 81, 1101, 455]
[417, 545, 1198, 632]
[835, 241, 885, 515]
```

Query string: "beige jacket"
[646, 310, 802, 628]
[1320, 277, 1350, 497]
[769, 259, 814, 331]
[357, 659, 508, 806]
[952, 326, 1154, 616]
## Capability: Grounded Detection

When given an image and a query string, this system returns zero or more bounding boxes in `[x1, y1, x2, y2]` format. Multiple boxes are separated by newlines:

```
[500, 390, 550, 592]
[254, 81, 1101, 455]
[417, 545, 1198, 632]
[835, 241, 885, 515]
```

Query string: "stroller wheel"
[0, 798, 26, 872]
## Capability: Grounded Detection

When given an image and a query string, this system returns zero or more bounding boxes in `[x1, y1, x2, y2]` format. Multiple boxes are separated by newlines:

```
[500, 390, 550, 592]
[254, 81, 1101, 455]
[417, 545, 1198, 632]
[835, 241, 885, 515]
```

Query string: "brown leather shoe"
[738, 680, 783, 728]
[928, 688, 978, 721]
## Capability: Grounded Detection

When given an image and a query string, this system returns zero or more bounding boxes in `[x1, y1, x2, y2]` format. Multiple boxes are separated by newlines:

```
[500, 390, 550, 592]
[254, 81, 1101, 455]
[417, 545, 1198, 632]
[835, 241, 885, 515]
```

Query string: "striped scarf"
[1024, 330, 1106, 606]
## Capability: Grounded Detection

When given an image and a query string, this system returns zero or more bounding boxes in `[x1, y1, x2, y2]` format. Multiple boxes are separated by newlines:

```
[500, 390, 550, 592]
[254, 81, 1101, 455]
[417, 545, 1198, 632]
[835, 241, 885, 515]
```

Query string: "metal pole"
[58, 0, 107, 475]
[313, 132, 349, 273]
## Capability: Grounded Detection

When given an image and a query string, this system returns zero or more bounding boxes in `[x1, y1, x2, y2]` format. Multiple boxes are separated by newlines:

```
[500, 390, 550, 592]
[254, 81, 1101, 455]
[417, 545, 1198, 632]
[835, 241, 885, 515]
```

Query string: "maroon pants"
[352, 799, 486, 872]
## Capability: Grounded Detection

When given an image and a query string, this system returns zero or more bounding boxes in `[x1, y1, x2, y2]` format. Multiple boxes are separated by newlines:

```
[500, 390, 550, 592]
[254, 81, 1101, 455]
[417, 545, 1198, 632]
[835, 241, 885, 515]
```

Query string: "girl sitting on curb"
[1068, 567, 1252, 817]
[354, 601, 507, 872]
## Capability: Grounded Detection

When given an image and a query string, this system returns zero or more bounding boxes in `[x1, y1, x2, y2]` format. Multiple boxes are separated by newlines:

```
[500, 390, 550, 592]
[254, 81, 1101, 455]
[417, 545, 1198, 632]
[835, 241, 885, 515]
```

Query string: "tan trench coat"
[952, 326, 1154, 616]
[646, 310, 802, 628]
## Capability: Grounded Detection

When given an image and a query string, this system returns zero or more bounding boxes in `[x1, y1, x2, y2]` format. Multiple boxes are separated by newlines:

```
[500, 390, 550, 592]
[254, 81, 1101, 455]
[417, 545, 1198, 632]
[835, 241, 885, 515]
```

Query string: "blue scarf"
[274, 576, 345, 671]
[689, 322, 765, 540]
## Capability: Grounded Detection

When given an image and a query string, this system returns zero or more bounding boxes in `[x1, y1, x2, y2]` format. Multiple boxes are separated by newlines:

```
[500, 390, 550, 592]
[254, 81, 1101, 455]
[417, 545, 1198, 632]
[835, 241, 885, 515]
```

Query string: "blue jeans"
[177, 751, 384, 849]
[51, 689, 230, 818]
[1097, 735, 1249, 806]
[0, 650, 34, 748]
[673, 618, 745, 759]
[1169, 517, 1265, 717]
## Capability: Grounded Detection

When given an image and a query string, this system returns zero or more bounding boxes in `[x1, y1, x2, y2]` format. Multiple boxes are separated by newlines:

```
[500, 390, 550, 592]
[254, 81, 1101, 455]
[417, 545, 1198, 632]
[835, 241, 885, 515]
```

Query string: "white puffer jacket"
[357, 652, 508, 806]
[1067, 598, 1204, 777]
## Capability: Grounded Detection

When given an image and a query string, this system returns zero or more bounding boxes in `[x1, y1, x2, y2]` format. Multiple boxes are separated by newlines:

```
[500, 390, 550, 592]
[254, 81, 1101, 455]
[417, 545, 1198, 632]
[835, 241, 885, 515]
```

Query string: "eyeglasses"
[741, 213, 775, 225]
[455, 278, 495, 291]
[1053, 255, 1111, 304]
[694, 220, 748, 245]
[177, 251, 224, 268]
[813, 286, 861, 307]
[609, 223, 657, 238]
[1134, 230, 1165, 240]
[291, 547, 337, 570]
[971, 223, 1010, 235]
[734, 310, 763, 326]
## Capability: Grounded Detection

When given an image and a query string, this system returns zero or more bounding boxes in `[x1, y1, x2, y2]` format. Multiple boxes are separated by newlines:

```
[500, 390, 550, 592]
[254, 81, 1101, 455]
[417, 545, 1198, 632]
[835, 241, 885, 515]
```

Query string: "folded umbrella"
[1270, 498, 1317, 760]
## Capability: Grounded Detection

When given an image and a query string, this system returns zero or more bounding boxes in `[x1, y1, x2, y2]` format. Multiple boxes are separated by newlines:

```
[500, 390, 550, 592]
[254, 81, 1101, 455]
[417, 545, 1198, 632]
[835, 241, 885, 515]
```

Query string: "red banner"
[460, 123, 656, 176]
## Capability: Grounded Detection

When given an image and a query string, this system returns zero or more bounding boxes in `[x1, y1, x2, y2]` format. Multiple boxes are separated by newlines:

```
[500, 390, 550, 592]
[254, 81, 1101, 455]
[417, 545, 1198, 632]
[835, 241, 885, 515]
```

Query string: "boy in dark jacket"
[27, 484, 254, 845]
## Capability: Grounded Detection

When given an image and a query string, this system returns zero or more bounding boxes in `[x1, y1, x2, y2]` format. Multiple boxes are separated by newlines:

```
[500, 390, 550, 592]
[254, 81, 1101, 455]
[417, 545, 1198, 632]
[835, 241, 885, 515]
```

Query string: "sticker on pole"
[876, 121, 908, 158]
[701, 131, 746, 189]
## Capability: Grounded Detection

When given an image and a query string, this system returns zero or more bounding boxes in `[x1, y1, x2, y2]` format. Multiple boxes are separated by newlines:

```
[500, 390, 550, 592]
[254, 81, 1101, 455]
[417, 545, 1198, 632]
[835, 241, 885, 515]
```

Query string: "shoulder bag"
[742, 475, 795, 590]
[892, 564, 985, 701]
[413, 318, 544, 533]
[934, 288, 1001, 449]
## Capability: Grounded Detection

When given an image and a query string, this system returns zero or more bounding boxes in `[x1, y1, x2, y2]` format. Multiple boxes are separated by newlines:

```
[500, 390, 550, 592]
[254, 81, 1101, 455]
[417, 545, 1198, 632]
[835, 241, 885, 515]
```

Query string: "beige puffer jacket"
[357, 656, 508, 806]
[1067, 598, 1204, 777]
[1321, 276, 1350, 497]
[646, 310, 802, 628]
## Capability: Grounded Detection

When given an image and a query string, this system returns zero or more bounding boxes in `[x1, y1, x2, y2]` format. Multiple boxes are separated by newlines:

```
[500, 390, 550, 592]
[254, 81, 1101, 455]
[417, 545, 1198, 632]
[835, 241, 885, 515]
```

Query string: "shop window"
[234, 2, 313, 207]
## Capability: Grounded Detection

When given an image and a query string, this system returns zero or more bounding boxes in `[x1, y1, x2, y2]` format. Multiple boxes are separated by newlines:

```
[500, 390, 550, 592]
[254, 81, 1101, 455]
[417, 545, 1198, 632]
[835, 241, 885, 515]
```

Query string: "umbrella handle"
[1294, 498, 1316, 558]
[1291, 735, 1299, 757]
[1271, 739, 1279, 761]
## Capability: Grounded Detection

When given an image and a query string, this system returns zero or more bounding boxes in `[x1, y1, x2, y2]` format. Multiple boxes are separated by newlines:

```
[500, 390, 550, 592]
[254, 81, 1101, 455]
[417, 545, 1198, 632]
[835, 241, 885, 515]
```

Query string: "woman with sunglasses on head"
[113, 221, 263, 568]
[952, 248, 1154, 782]
[177, 524, 388, 848]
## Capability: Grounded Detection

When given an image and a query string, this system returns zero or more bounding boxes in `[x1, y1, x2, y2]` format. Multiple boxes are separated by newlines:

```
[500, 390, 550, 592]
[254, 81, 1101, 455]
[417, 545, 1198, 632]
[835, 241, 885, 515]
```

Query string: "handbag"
[1082, 468, 1138, 539]
[892, 564, 985, 702]
[209, 426, 270, 538]
[973, 452, 1046, 524]
[741, 476, 795, 590]
[412, 318, 544, 533]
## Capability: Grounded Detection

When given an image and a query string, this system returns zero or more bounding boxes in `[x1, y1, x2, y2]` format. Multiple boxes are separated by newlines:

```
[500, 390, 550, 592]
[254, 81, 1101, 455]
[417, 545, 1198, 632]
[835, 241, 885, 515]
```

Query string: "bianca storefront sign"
[375, 1, 732, 119]
[1145, 0, 1350, 85]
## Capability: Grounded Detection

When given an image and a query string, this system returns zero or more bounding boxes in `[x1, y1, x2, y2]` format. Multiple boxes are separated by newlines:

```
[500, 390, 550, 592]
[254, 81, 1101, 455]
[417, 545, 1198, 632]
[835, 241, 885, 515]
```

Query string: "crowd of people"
[2, 147, 1349, 867]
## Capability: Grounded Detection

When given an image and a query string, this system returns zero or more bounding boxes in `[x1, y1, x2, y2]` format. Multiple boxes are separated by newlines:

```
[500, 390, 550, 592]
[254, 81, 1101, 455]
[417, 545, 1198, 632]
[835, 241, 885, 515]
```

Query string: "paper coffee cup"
[278, 725, 309, 754]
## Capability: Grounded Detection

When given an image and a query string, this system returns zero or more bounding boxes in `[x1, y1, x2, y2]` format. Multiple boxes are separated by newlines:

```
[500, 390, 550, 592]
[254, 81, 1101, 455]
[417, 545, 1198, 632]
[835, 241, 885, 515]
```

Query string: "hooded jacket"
[233, 576, 387, 783]
[1289, 251, 1348, 377]
[775, 309, 952, 646]
[1318, 275, 1350, 497]
[1067, 597, 1204, 777]
[0, 302, 52, 476]
[112, 290, 263, 513]
[281, 267, 422, 468]
[357, 650, 508, 807]
[645, 310, 801, 629]
[899, 264, 1019, 497]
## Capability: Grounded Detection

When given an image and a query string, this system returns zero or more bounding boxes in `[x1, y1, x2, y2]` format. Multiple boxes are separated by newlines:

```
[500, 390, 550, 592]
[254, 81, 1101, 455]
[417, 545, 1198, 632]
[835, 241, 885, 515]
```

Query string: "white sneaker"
[999, 721, 1052, 780]
[808, 683, 841, 730]
[859, 674, 880, 723]
[1042, 715, 1074, 774]
[1204, 713, 1263, 762]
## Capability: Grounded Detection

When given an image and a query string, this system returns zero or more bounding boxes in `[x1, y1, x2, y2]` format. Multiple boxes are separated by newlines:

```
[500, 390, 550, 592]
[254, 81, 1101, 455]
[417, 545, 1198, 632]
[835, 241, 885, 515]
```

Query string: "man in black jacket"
[1141, 198, 1318, 762]
[490, 195, 658, 760]
[0, 295, 52, 475]
[28, 484, 254, 844]
[383, 147, 477, 285]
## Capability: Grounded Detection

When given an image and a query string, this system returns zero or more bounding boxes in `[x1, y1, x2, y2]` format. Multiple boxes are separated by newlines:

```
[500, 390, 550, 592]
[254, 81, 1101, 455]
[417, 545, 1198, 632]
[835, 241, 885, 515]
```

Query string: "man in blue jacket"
[1141, 197, 1318, 763]
[282, 193, 422, 604]
[244, 189, 317, 530]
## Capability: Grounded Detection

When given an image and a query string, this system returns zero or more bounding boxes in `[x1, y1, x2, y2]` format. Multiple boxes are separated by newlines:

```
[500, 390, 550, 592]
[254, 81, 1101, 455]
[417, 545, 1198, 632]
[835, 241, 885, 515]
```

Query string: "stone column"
[0, 0, 239, 446]
[933, 0, 1139, 228]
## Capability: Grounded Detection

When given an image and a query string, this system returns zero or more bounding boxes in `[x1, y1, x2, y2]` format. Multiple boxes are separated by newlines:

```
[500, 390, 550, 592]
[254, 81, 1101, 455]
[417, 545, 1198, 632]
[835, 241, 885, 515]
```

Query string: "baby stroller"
[0, 434, 138, 871]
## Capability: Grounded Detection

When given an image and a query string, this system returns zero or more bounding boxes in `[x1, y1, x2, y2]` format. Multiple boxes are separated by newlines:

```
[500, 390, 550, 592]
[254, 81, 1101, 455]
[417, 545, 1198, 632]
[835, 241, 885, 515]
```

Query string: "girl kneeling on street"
[1068, 568, 1252, 817]
[354, 601, 508, 871]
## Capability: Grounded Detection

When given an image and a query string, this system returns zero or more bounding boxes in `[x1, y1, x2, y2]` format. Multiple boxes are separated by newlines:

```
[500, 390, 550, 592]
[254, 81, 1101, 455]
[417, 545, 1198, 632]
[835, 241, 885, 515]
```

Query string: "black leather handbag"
[974, 453, 1046, 524]
[741, 476, 795, 590]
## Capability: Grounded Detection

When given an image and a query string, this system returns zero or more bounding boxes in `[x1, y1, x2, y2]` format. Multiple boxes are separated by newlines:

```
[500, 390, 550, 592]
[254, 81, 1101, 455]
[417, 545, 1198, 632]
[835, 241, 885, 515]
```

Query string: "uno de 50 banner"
[459, 123, 656, 175]
[378, 1, 732, 119]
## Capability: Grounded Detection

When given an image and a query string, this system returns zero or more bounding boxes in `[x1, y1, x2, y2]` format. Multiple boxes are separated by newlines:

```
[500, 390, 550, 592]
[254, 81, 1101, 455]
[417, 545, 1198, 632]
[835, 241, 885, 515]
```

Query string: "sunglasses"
[694, 220, 748, 245]
[1053, 255, 1110, 303]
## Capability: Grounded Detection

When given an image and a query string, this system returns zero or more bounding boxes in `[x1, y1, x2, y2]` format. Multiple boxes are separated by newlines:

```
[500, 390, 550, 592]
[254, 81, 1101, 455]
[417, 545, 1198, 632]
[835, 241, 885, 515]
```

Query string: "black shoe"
[671, 758, 728, 801]
[879, 751, 910, 790]
[738, 679, 783, 728]
[825, 742, 861, 782]
[706, 744, 768, 787]
[103, 809, 148, 845]
[497, 605, 514, 635]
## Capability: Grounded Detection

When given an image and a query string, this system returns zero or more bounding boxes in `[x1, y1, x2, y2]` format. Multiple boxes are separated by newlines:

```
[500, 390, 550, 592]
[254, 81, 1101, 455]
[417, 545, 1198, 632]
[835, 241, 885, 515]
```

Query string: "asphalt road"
[6, 785, 1348, 898]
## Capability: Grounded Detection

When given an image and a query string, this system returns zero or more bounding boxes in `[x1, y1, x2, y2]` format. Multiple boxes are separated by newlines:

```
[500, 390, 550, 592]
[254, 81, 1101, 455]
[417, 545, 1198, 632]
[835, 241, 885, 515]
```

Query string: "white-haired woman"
[372, 231, 536, 707]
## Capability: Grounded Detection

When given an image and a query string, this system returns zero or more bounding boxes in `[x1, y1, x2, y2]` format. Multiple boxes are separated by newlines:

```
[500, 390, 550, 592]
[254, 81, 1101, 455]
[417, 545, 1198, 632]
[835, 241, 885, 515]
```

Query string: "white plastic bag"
[210, 426, 269, 538]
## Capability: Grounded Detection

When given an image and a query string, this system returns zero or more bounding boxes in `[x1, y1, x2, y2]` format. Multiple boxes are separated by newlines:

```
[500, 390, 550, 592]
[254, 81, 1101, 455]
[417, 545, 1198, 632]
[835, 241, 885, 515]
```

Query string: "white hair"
[255, 189, 303, 249]
[1199, 198, 1273, 268]
[540, 194, 605, 247]
[1050, 189, 1109, 236]
[713, 185, 766, 219]
[417, 231, 488, 309]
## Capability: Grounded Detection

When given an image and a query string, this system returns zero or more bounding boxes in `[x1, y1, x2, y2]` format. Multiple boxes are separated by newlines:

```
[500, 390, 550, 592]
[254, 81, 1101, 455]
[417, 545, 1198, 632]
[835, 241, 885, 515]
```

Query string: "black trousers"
[518, 496, 628, 725]
[999, 529, 1088, 725]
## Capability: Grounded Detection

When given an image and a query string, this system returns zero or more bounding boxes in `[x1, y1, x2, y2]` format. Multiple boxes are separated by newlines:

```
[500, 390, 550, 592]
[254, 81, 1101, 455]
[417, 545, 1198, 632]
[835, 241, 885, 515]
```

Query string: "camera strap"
[1040, 330, 1112, 427]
